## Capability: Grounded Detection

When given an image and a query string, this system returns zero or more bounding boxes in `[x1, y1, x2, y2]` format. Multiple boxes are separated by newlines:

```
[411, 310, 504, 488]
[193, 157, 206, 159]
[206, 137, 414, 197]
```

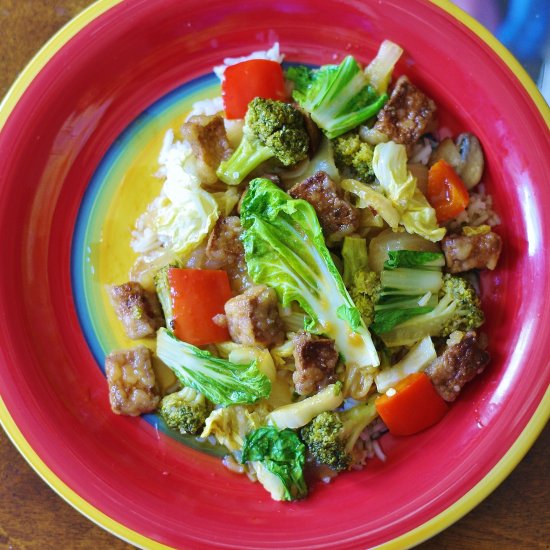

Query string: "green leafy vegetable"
[154, 152, 219, 253]
[372, 141, 446, 242]
[242, 427, 308, 501]
[156, 328, 272, 407]
[154, 265, 177, 330]
[379, 268, 443, 295]
[267, 383, 345, 430]
[201, 404, 269, 452]
[364, 40, 404, 95]
[371, 250, 445, 334]
[384, 250, 445, 270]
[286, 56, 388, 139]
[280, 136, 340, 187]
[240, 178, 379, 369]
[378, 274, 485, 347]
[340, 178, 401, 229]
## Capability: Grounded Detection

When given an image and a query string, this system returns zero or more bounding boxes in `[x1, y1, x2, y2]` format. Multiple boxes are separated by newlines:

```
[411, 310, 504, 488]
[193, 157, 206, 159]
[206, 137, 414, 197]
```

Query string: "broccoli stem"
[217, 135, 273, 185]
[340, 397, 378, 454]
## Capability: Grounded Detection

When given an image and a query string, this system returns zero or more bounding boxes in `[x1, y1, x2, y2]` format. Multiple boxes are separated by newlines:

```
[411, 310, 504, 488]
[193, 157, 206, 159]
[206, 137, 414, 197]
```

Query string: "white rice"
[131, 225, 162, 254]
[222, 454, 246, 474]
[446, 330, 465, 347]
[447, 183, 501, 231]
[409, 137, 434, 165]
[185, 96, 224, 120]
[350, 417, 388, 469]
[155, 129, 195, 180]
[213, 43, 284, 79]
[372, 440, 387, 462]
[129, 108, 221, 287]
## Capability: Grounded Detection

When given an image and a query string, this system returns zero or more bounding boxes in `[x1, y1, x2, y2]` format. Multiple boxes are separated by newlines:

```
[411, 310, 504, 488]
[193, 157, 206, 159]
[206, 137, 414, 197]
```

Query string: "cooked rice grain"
[448, 184, 501, 231]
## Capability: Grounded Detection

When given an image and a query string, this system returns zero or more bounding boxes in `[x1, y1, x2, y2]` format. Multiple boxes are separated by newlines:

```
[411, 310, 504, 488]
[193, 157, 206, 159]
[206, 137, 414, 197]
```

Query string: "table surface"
[0, 1, 548, 549]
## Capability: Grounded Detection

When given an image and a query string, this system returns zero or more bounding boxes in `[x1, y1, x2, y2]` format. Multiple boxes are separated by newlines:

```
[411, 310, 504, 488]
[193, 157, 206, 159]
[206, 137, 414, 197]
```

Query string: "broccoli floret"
[300, 399, 378, 472]
[159, 386, 214, 435]
[286, 56, 388, 139]
[349, 271, 381, 327]
[216, 98, 310, 185]
[332, 130, 375, 183]
[301, 411, 348, 471]
[340, 236, 380, 326]
[379, 274, 485, 347]
[439, 274, 485, 336]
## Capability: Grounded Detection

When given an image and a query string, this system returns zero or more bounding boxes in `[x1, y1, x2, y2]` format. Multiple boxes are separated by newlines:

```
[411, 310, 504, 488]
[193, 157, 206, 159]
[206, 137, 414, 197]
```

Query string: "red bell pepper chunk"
[168, 268, 232, 346]
[222, 59, 288, 119]
[427, 159, 470, 223]
[375, 372, 448, 436]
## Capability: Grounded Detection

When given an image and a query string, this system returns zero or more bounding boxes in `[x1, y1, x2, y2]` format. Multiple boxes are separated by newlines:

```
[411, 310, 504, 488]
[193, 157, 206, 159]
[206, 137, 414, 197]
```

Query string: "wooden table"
[0, 1, 548, 548]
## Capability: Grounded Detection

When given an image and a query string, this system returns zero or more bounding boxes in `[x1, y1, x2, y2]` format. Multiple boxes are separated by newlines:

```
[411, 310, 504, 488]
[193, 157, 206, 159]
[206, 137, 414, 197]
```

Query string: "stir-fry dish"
[104, 41, 502, 501]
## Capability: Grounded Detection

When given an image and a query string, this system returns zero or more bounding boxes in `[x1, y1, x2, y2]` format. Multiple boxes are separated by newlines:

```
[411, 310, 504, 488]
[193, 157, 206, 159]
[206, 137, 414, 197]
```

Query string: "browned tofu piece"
[292, 332, 338, 396]
[205, 216, 251, 293]
[425, 331, 490, 402]
[442, 231, 502, 273]
[180, 115, 233, 183]
[105, 346, 160, 415]
[206, 216, 244, 267]
[288, 171, 359, 238]
[224, 285, 285, 347]
[108, 282, 165, 339]
[374, 75, 437, 150]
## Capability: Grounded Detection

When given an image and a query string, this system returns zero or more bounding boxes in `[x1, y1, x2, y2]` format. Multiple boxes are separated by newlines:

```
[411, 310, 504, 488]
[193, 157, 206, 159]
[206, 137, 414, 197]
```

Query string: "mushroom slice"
[456, 133, 484, 189]
[429, 138, 464, 174]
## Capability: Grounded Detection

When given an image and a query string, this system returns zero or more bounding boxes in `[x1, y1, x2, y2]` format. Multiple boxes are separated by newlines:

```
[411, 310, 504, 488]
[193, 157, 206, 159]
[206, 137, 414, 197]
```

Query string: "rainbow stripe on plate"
[72, 73, 219, 367]
[71, 72, 225, 456]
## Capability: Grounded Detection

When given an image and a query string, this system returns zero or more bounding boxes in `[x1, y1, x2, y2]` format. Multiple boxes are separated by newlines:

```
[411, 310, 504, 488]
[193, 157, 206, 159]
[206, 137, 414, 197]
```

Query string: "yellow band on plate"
[0, 395, 170, 549]
[433, 0, 550, 122]
[0, 1, 124, 129]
